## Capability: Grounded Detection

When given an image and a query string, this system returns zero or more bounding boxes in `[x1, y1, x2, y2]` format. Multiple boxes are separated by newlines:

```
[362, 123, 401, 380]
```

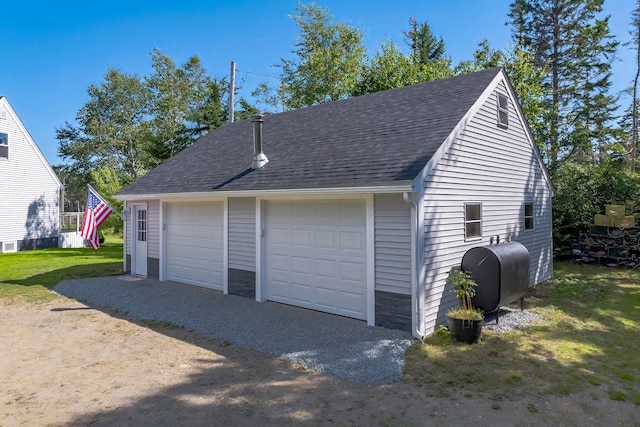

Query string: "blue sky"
[2, 0, 635, 166]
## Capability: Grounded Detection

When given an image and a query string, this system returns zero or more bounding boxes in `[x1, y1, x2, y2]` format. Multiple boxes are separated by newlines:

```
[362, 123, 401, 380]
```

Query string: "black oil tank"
[461, 241, 530, 313]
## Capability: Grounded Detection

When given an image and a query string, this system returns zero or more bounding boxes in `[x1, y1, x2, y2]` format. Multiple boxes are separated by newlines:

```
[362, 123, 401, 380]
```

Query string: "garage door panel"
[340, 261, 365, 283]
[291, 256, 311, 274]
[292, 229, 311, 247]
[270, 254, 290, 273]
[292, 202, 311, 219]
[340, 293, 366, 317]
[314, 258, 335, 278]
[315, 288, 338, 309]
[340, 231, 364, 251]
[269, 279, 291, 299]
[315, 201, 338, 223]
[340, 201, 366, 225]
[270, 227, 290, 245]
[165, 202, 224, 291]
[291, 282, 312, 303]
[265, 199, 367, 320]
[315, 230, 335, 248]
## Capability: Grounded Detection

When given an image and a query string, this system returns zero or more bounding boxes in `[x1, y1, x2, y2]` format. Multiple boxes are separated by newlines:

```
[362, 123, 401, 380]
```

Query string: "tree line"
[57, 1, 640, 255]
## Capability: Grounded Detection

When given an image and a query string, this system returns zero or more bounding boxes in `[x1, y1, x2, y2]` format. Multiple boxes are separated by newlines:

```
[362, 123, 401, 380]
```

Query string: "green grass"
[405, 262, 640, 404]
[0, 237, 123, 302]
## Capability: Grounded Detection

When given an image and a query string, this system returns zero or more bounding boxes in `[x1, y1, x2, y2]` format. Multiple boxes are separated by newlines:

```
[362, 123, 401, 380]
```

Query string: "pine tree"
[629, 0, 640, 171]
[508, 0, 619, 174]
[403, 18, 447, 65]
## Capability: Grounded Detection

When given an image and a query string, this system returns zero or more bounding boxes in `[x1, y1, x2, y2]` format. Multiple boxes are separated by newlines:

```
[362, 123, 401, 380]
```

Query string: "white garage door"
[165, 202, 224, 290]
[265, 199, 368, 320]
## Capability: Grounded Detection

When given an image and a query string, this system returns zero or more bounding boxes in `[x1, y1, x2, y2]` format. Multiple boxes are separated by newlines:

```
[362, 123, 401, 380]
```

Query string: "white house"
[115, 68, 553, 337]
[0, 97, 61, 253]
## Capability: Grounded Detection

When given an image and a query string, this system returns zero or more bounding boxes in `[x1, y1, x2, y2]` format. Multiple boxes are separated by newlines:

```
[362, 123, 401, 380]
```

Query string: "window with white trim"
[0, 132, 8, 159]
[137, 209, 147, 242]
[524, 202, 534, 230]
[497, 93, 509, 128]
[465, 203, 482, 239]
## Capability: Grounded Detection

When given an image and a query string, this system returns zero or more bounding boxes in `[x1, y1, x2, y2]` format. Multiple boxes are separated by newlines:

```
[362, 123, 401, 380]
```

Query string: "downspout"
[403, 192, 424, 338]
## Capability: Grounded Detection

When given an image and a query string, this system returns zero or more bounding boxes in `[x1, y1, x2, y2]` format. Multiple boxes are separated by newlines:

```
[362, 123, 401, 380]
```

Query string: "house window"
[465, 203, 482, 239]
[137, 209, 147, 242]
[0, 132, 8, 159]
[497, 93, 509, 128]
[524, 202, 534, 230]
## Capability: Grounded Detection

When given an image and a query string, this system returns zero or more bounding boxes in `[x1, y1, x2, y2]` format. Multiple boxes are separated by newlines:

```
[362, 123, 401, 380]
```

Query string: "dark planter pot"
[446, 315, 483, 344]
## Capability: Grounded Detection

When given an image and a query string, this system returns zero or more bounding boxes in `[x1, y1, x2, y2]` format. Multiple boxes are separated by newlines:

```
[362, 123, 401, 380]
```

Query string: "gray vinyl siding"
[228, 197, 256, 272]
[125, 201, 131, 256]
[0, 99, 60, 248]
[421, 79, 553, 333]
[374, 193, 411, 294]
[147, 200, 160, 259]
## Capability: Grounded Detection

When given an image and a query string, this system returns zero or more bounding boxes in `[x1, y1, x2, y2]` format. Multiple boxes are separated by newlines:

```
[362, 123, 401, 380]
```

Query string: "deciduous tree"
[352, 41, 451, 96]
[280, 2, 365, 108]
[57, 68, 152, 184]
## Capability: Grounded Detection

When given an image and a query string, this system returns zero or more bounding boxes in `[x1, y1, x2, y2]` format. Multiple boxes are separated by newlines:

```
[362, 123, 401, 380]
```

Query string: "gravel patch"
[53, 276, 411, 386]
[483, 306, 541, 333]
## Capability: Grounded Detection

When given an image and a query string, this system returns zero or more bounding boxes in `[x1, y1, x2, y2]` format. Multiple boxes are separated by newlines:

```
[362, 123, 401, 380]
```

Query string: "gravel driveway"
[54, 276, 411, 386]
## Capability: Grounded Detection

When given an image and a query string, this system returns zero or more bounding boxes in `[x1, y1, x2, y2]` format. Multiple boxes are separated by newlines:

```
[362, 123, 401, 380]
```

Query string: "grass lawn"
[0, 236, 123, 302]
[405, 262, 640, 405]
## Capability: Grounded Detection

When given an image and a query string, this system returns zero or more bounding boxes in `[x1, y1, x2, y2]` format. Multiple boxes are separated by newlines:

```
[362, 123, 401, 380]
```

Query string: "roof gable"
[0, 97, 61, 188]
[118, 68, 504, 197]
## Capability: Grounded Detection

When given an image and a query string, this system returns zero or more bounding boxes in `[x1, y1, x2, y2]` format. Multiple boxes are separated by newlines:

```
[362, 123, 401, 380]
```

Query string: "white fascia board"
[114, 182, 413, 201]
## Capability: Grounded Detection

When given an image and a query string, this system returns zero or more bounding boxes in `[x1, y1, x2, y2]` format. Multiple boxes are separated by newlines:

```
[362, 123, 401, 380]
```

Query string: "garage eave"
[114, 182, 414, 201]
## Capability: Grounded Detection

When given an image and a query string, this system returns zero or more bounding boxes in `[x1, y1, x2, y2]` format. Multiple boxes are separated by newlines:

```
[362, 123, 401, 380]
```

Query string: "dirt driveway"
[1, 297, 637, 427]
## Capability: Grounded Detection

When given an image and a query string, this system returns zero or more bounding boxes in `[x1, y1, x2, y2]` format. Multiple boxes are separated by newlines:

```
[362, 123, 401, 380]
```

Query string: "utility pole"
[229, 61, 236, 123]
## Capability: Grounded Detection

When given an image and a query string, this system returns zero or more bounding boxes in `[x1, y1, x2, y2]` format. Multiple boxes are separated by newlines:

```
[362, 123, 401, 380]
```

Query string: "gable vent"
[0, 109, 7, 120]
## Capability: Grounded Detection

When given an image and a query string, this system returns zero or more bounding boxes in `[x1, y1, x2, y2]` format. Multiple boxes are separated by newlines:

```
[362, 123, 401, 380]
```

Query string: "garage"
[264, 199, 368, 320]
[165, 202, 224, 290]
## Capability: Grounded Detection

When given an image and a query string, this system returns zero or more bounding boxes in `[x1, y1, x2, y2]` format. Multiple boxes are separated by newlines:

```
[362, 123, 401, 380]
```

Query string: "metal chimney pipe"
[252, 114, 269, 169]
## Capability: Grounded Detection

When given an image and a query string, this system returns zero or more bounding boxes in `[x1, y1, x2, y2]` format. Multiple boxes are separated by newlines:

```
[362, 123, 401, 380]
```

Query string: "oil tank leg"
[495, 309, 499, 325]
[520, 297, 524, 311]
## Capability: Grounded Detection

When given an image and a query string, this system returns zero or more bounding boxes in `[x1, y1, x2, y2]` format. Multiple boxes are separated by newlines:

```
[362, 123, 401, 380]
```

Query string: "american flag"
[80, 187, 114, 250]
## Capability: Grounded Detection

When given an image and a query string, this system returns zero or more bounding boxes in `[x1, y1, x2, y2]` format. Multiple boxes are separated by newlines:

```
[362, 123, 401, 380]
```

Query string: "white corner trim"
[159, 201, 165, 281]
[255, 198, 265, 302]
[365, 194, 375, 326]
[223, 197, 229, 295]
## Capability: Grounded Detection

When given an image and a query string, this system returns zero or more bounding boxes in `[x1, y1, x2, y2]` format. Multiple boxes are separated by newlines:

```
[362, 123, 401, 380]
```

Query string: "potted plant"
[446, 267, 484, 344]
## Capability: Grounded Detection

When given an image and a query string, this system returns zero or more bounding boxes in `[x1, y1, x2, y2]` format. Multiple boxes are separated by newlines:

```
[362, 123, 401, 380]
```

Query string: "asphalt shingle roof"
[118, 67, 501, 196]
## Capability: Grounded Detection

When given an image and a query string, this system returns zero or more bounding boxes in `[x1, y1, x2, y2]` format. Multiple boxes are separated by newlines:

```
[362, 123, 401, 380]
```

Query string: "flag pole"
[87, 184, 124, 220]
